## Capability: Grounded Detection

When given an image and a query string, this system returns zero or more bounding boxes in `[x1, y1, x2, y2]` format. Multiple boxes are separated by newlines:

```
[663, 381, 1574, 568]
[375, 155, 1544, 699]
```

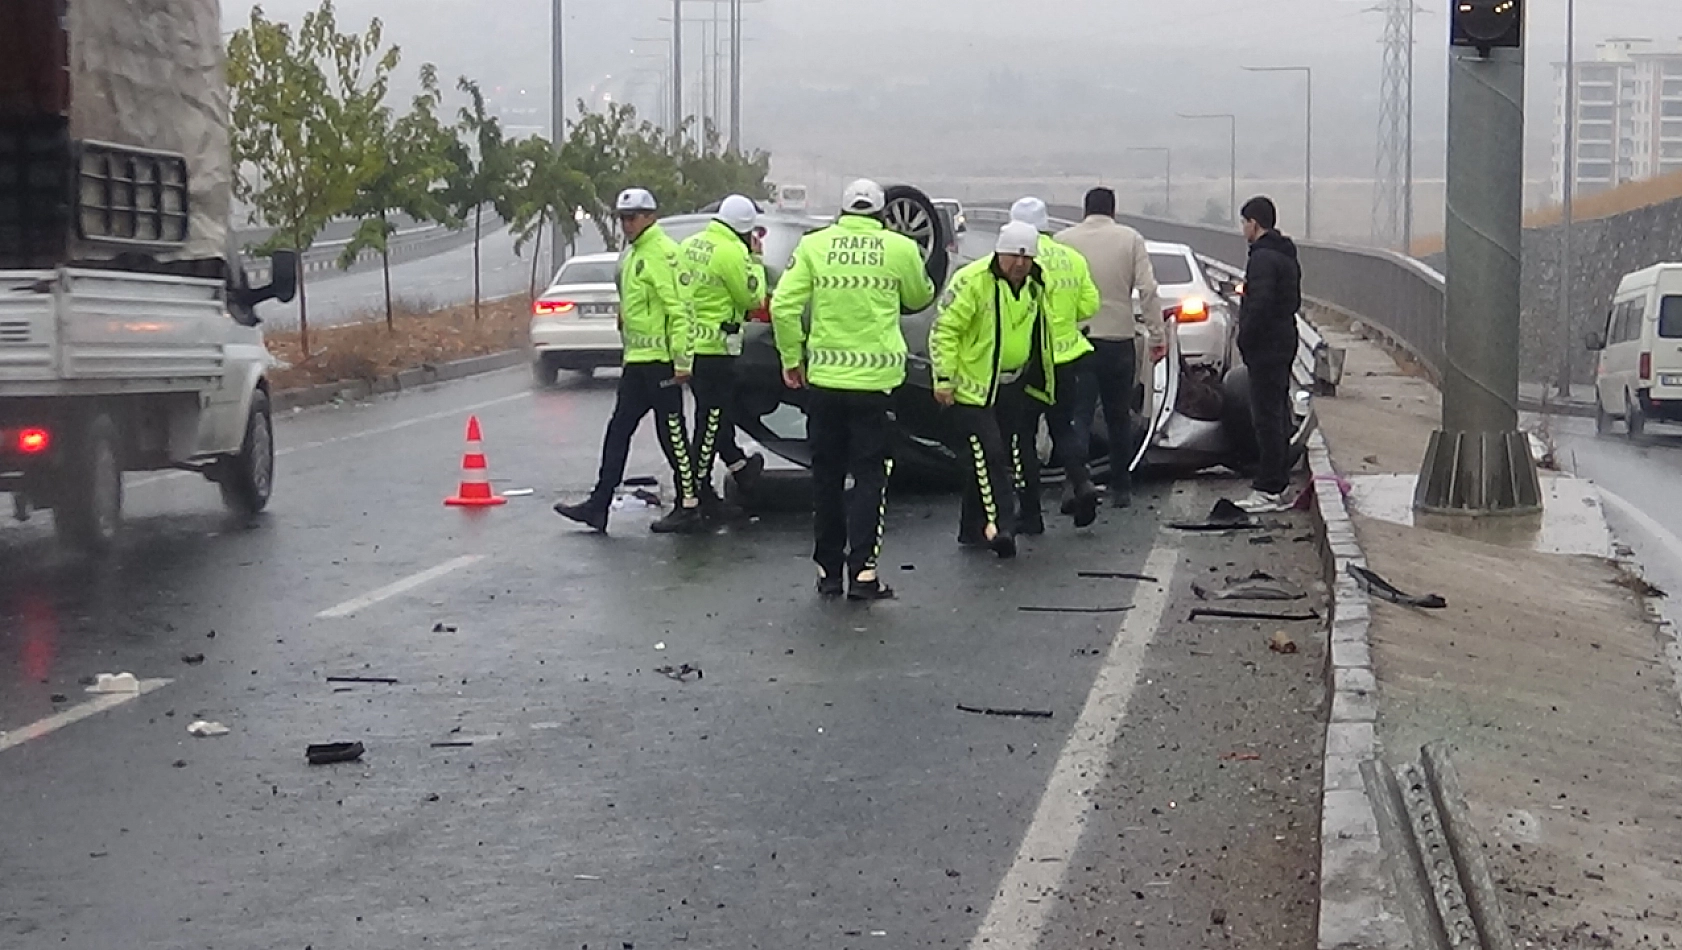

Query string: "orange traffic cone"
[445, 415, 507, 507]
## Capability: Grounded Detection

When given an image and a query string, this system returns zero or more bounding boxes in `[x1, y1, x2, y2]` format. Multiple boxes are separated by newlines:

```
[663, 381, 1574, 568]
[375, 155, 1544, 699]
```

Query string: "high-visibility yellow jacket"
[680, 220, 768, 357]
[1037, 233, 1099, 365]
[930, 256, 1055, 407]
[619, 224, 693, 371]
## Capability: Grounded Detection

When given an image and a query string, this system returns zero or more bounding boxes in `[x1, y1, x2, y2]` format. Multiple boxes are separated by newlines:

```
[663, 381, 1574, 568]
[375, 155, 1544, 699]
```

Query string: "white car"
[531, 252, 623, 384]
[933, 198, 967, 235]
[1144, 241, 1237, 371]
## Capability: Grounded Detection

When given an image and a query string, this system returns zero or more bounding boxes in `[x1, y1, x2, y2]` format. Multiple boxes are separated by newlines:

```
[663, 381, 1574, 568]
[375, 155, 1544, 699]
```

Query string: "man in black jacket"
[1234, 196, 1303, 513]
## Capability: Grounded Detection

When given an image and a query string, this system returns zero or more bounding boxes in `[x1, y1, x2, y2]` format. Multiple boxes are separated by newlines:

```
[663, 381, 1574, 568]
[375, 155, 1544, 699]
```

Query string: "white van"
[775, 184, 808, 213]
[1589, 263, 1682, 435]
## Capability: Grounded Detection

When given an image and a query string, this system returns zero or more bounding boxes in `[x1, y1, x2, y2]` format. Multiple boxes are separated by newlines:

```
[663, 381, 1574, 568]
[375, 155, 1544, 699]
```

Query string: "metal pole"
[1228, 115, 1237, 224]
[729, 0, 741, 153]
[1305, 68, 1314, 239]
[1559, 0, 1577, 396]
[699, 10, 709, 150]
[1165, 149, 1173, 218]
[672, 0, 682, 146]
[1415, 23, 1541, 514]
[1404, 0, 1416, 251]
[551, 0, 564, 274]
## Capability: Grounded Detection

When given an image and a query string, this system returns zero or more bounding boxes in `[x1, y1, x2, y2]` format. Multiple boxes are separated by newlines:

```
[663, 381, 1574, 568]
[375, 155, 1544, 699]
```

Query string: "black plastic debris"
[326, 675, 399, 685]
[432, 623, 458, 633]
[624, 475, 659, 488]
[1189, 607, 1321, 622]
[306, 741, 365, 765]
[957, 704, 1054, 719]
[50, 693, 68, 703]
[1347, 563, 1447, 609]
[630, 489, 663, 507]
[181, 653, 206, 665]
[1077, 571, 1159, 583]
[430, 740, 474, 748]
[1192, 573, 1306, 602]
[655, 664, 703, 682]
[1208, 499, 1250, 524]
[1018, 604, 1134, 614]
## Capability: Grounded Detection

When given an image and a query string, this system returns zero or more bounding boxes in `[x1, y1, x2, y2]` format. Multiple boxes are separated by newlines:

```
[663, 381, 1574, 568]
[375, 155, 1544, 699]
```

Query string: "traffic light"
[1451, 0, 1523, 55]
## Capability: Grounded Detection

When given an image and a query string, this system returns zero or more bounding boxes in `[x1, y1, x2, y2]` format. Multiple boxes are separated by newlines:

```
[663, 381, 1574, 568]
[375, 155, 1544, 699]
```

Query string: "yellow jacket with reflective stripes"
[619, 224, 693, 371]
[930, 256, 1055, 408]
[770, 214, 936, 392]
[680, 220, 767, 357]
[1038, 233, 1099, 365]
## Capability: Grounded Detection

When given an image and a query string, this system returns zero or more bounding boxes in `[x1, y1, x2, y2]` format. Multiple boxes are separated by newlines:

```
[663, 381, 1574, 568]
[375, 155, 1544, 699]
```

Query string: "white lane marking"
[1598, 485, 1682, 568]
[128, 390, 530, 489]
[0, 678, 172, 754]
[317, 555, 484, 619]
[967, 540, 1179, 950]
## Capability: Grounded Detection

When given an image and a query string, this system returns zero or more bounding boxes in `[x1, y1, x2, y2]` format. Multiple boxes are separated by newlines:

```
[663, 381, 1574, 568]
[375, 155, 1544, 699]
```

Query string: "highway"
[0, 364, 1327, 948]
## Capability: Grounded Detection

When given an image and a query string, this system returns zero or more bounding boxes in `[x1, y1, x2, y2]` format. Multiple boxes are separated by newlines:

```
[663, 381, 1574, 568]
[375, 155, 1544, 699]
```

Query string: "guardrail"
[241, 214, 500, 286]
[972, 203, 1447, 385]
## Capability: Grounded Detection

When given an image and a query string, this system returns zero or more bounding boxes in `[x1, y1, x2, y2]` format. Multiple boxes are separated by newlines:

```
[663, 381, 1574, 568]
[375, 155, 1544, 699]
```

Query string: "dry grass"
[1409, 168, 1682, 258]
[267, 296, 528, 391]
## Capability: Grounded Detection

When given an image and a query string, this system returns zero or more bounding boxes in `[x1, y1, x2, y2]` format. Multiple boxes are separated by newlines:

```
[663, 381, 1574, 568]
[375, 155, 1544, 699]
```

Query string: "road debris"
[325, 675, 399, 685]
[1018, 604, 1134, 614]
[957, 704, 1054, 719]
[1211, 908, 1228, 926]
[624, 475, 659, 487]
[430, 740, 474, 748]
[50, 693, 68, 703]
[1192, 571, 1306, 602]
[654, 664, 703, 682]
[187, 720, 230, 738]
[574, 874, 602, 881]
[501, 488, 535, 497]
[432, 623, 458, 633]
[654, 641, 667, 651]
[1269, 631, 1299, 654]
[1077, 571, 1159, 582]
[1190, 607, 1320, 622]
[1220, 751, 1262, 761]
[306, 741, 365, 765]
[86, 672, 140, 694]
[181, 653, 206, 665]
[1347, 563, 1448, 609]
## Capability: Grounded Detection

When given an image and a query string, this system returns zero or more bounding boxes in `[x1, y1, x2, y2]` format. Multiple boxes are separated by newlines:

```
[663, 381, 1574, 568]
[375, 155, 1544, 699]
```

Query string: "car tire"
[54, 411, 122, 553]
[1627, 392, 1646, 439]
[1595, 396, 1612, 435]
[882, 185, 951, 290]
[533, 356, 559, 388]
[220, 388, 275, 516]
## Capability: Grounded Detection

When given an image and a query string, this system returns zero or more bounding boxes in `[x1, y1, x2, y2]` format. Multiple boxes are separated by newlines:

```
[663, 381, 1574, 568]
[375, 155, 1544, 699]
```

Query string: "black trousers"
[1074, 339, 1138, 494]
[589, 361, 698, 506]
[1017, 355, 1095, 514]
[953, 380, 1034, 537]
[690, 354, 747, 493]
[807, 387, 893, 580]
[1247, 357, 1294, 495]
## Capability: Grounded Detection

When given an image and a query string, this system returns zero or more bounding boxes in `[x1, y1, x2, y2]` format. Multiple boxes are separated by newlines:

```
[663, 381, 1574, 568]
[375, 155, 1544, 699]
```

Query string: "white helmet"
[995, 221, 1040, 257]
[1010, 196, 1050, 233]
[841, 178, 886, 215]
[615, 187, 658, 214]
[715, 194, 760, 234]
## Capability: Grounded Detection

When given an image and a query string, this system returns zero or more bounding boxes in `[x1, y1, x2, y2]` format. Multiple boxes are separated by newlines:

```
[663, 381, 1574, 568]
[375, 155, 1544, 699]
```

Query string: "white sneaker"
[1235, 490, 1290, 514]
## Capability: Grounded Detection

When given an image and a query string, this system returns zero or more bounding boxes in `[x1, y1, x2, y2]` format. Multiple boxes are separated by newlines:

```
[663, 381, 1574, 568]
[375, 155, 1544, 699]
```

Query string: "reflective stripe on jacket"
[620, 224, 693, 370]
[929, 256, 1055, 408]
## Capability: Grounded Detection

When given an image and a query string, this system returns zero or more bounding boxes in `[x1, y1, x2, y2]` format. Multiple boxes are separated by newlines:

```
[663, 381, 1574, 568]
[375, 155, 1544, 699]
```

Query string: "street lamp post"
[1125, 147, 1172, 218]
[1558, 0, 1577, 397]
[551, 0, 565, 274]
[633, 37, 674, 135]
[1243, 65, 1314, 239]
[1178, 113, 1237, 226]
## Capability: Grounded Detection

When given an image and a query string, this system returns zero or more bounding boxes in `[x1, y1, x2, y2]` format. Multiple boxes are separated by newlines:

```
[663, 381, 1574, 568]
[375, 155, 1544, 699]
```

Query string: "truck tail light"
[17, 428, 50, 455]
[1641, 351, 1652, 382]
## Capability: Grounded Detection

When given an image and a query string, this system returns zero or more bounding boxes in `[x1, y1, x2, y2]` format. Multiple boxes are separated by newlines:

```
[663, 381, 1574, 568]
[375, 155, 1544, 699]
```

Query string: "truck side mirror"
[1584, 330, 1607, 351]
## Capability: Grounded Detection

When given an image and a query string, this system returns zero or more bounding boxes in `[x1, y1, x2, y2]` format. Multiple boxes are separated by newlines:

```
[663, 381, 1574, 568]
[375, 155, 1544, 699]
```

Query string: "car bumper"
[532, 321, 621, 352]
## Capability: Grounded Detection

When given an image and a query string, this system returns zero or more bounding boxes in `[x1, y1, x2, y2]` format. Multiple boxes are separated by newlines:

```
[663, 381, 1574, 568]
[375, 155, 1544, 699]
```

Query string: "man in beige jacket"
[1055, 187, 1167, 507]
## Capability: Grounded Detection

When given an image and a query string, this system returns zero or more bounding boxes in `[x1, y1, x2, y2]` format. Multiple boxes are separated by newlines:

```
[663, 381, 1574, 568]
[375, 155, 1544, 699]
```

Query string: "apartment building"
[1552, 38, 1682, 202]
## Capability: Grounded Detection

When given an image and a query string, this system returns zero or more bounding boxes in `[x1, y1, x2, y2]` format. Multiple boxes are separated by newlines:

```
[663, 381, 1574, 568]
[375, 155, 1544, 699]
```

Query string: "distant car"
[531, 251, 623, 384]
[774, 184, 809, 214]
[933, 198, 967, 236]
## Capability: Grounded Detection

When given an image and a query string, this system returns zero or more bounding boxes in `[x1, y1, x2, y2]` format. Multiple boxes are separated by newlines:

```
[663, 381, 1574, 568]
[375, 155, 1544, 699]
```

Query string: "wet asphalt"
[0, 368, 1324, 949]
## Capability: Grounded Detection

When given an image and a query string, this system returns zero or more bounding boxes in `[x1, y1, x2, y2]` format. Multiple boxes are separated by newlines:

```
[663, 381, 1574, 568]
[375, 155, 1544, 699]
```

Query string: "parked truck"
[0, 0, 296, 551]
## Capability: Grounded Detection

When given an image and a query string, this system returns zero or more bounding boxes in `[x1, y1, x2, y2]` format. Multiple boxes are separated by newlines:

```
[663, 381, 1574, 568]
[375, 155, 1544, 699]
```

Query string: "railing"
[971, 203, 1447, 385]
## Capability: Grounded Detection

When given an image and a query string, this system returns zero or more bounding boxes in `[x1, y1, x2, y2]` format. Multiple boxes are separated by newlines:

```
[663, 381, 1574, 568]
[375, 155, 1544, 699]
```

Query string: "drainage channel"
[1362, 744, 1516, 950]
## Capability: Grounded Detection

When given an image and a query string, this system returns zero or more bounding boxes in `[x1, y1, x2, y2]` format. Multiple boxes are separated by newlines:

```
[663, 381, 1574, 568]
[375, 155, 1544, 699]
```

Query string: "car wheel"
[1627, 393, 1646, 439]
[882, 185, 951, 290]
[54, 412, 122, 553]
[220, 388, 275, 515]
[1595, 395, 1612, 435]
[533, 356, 559, 388]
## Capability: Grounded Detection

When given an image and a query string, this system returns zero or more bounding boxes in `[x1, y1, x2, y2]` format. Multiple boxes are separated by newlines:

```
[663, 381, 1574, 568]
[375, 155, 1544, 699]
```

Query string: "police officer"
[555, 188, 703, 534]
[771, 179, 935, 600]
[679, 194, 769, 519]
[930, 221, 1057, 559]
[1009, 196, 1101, 532]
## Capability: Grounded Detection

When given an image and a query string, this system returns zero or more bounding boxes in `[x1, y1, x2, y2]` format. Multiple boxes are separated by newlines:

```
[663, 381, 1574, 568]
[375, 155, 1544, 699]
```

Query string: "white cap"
[995, 221, 1040, 257]
[715, 194, 759, 233]
[841, 178, 886, 215]
[615, 188, 658, 214]
[1010, 196, 1050, 232]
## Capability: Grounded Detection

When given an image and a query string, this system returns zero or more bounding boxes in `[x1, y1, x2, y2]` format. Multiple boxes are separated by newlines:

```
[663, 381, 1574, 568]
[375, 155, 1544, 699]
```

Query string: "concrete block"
[1331, 636, 1371, 670]
[1335, 666, 1377, 695]
[1333, 687, 1379, 723]
[1326, 721, 1376, 760]
[1322, 788, 1380, 840]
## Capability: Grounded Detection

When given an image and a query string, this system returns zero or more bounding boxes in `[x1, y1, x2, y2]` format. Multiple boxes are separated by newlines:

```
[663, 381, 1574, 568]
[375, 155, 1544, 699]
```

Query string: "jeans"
[1073, 338, 1138, 496]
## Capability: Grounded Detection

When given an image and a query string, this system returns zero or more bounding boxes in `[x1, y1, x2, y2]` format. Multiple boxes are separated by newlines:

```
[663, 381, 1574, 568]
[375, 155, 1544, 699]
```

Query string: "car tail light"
[532, 299, 576, 318]
[746, 304, 772, 324]
[16, 428, 50, 455]
[1174, 297, 1210, 323]
[1641, 351, 1652, 381]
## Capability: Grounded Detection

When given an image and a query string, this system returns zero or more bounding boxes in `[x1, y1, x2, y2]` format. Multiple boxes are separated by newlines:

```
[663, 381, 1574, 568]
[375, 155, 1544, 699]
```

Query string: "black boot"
[700, 486, 743, 523]
[817, 569, 845, 598]
[988, 526, 1018, 560]
[729, 453, 766, 495]
[554, 499, 609, 533]
[848, 573, 895, 601]
[1017, 507, 1046, 536]
[650, 503, 706, 534]
[1066, 479, 1099, 528]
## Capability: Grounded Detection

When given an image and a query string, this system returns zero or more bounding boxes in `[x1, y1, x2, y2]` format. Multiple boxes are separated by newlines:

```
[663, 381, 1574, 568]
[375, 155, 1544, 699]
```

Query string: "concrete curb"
[271, 348, 528, 413]
[1306, 429, 1411, 950]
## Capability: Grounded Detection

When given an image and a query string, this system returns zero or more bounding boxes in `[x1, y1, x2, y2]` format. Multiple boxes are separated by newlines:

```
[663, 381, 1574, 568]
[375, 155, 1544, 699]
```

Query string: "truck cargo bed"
[0, 268, 228, 395]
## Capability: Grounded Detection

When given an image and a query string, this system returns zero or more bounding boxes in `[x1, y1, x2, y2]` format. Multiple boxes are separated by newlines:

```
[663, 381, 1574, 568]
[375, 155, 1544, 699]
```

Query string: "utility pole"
[1558, 0, 1577, 397]
[551, 0, 565, 272]
[1374, 0, 1416, 249]
[672, 0, 683, 147]
[1416, 1, 1540, 515]
[729, 0, 741, 152]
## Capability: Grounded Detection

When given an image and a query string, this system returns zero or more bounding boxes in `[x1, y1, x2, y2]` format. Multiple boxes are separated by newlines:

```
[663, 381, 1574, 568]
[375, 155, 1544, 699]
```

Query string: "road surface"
[0, 368, 1325, 949]
[1554, 415, 1682, 616]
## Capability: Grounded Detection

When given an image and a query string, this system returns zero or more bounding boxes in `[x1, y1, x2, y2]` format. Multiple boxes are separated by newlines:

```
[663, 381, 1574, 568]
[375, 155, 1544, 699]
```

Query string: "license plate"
[1661, 374, 1682, 387]
[579, 303, 617, 318]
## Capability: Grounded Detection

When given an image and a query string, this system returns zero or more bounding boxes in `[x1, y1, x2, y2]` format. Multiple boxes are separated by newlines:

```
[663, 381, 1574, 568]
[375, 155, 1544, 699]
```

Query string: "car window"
[554, 260, 618, 285]
[1150, 252, 1196, 285]
[1660, 295, 1682, 339]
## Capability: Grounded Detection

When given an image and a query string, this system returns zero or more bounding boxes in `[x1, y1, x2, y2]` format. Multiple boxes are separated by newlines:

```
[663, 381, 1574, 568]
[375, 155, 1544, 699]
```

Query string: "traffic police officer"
[679, 194, 769, 518]
[771, 179, 935, 600]
[930, 221, 1056, 559]
[555, 188, 703, 534]
[1010, 196, 1101, 531]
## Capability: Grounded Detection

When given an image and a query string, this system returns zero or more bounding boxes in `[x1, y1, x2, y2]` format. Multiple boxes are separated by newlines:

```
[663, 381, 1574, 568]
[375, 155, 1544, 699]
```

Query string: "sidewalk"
[1311, 313, 1682, 947]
